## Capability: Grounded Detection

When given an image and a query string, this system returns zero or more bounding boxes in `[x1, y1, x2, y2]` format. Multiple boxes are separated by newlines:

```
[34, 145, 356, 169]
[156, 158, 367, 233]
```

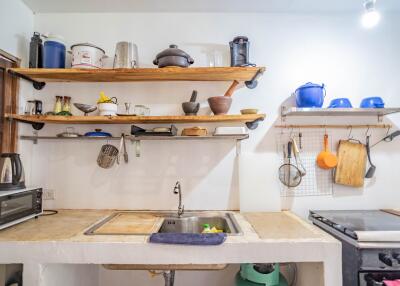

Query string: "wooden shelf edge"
[7, 114, 266, 125]
[20, 134, 250, 141]
[8, 67, 266, 83]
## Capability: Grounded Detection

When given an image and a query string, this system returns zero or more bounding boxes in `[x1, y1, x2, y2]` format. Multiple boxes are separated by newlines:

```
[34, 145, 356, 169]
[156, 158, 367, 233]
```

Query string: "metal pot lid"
[70, 43, 105, 54]
[154, 44, 193, 60]
[232, 36, 249, 43]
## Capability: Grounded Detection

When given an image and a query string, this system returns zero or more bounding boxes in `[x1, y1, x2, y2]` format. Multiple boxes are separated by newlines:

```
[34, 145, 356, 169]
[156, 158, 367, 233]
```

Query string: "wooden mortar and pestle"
[208, 80, 239, 115]
[316, 134, 338, 169]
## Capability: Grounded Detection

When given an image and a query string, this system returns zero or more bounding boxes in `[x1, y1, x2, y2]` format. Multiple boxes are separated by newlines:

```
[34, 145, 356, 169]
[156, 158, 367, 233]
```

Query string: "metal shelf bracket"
[8, 69, 46, 90]
[246, 117, 264, 130]
[245, 68, 264, 89]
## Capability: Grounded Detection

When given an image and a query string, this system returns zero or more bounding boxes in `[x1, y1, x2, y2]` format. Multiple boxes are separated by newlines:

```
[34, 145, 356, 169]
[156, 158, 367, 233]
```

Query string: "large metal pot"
[153, 44, 194, 68]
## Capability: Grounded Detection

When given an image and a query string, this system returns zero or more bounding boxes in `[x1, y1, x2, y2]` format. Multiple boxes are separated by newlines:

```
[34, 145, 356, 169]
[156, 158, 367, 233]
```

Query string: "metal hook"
[289, 127, 294, 139]
[386, 125, 391, 137]
[348, 125, 353, 139]
[365, 126, 371, 137]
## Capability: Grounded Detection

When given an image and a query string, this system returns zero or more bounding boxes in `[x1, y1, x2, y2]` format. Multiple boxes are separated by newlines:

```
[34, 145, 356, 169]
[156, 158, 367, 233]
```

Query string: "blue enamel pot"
[295, 82, 326, 108]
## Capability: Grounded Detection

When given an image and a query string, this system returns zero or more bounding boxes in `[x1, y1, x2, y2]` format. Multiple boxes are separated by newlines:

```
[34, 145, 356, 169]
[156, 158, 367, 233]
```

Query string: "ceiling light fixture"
[362, 0, 381, 28]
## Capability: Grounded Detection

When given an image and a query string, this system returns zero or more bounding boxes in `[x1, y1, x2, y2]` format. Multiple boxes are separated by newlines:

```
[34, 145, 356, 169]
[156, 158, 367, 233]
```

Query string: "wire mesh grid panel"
[276, 129, 333, 197]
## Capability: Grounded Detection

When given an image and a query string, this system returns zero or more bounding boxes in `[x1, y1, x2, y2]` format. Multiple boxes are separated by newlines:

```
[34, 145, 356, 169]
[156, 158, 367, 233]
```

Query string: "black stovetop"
[310, 210, 400, 232]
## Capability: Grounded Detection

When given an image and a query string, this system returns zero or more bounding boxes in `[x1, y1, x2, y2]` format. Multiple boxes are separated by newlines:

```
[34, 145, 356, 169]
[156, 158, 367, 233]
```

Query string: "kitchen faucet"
[173, 181, 184, 218]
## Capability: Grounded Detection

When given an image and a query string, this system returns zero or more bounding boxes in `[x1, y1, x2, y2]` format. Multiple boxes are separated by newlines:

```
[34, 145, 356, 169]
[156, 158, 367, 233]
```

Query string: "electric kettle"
[0, 153, 25, 191]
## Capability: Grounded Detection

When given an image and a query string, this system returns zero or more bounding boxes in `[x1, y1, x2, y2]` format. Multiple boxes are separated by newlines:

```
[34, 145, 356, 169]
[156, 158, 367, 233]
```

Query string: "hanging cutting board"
[91, 213, 162, 235]
[334, 140, 367, 187]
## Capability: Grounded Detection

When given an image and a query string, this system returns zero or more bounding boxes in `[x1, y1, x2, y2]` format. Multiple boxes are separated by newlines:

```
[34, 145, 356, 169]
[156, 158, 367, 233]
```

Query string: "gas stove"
[310, 210, 400, 286]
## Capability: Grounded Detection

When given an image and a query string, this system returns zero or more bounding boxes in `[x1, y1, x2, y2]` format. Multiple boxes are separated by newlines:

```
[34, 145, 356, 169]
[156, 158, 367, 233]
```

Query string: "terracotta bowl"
[208, 96, 232, 115]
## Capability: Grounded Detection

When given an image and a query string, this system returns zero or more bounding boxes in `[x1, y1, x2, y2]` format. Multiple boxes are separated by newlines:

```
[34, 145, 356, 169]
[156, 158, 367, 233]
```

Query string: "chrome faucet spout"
[173, 181, 184, 218]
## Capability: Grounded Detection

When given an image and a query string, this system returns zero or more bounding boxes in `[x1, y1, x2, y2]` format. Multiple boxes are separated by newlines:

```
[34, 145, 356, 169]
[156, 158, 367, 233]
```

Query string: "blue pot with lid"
[295, 82, 326, 108]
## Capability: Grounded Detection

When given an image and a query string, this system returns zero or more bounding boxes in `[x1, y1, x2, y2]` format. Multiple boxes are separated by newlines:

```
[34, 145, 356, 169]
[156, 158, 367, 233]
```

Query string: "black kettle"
[0, 153, 26, 191]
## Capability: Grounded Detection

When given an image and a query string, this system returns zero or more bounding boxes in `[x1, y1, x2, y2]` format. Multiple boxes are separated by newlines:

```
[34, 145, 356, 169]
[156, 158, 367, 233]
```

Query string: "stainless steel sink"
[84, 212, 242, 236]
[158, 213, 242, 235]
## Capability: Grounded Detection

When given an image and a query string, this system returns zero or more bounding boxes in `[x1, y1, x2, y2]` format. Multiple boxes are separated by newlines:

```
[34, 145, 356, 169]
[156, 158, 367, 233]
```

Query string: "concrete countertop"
[0, 210, 334, 243]
[0, 210, 342, 286]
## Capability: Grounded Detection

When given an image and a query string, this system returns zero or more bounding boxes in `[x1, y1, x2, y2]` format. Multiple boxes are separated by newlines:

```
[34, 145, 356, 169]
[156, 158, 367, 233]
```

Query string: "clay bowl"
[182, 102, 200, 115]
[208, 96, 232, 115]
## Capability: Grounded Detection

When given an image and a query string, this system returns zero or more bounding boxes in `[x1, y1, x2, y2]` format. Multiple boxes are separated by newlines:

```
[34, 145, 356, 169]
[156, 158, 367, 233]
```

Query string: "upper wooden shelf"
[7, 114, 265, 125]
[8, 67, 265, 83]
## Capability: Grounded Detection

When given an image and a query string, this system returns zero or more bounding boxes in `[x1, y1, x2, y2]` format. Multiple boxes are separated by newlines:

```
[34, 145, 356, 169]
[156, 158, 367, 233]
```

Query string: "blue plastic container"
[360, 97, 385, 108]
[295, 82, 326, 108]
[328, 98, 353, 108]
[43, 39, 66, 68]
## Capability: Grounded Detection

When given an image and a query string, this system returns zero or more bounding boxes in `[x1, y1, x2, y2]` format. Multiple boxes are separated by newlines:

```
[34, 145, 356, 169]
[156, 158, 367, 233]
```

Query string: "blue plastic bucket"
[43, 40, 66, 68]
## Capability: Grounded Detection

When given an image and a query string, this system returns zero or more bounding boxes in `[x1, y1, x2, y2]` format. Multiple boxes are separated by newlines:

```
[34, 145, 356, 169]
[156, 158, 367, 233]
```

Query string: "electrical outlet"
[43, 189, 56, 200]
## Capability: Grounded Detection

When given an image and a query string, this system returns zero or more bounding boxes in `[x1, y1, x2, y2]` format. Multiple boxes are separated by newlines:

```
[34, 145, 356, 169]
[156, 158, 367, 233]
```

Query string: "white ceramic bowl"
[98, 103, 117, 116]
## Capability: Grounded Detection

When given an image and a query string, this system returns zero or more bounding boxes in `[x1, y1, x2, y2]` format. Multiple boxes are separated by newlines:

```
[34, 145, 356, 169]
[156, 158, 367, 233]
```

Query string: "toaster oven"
[0, 188, 42, 230]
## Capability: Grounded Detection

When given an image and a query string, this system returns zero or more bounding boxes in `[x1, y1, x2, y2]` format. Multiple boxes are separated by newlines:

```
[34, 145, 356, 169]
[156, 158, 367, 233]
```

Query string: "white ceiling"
[22, 0, 400, 13]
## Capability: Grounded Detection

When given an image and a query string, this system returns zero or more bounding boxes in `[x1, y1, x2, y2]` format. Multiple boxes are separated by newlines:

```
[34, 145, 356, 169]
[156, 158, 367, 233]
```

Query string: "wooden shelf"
[7, 114, 265, 125]
[8, 67, 265, 83]
[20, 134, 249, 143]
[282, 107, 400, 118]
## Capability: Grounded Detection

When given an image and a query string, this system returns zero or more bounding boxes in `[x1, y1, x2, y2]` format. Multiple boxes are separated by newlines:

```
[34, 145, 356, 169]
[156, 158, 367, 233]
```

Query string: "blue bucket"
[43, 40, 66, 68]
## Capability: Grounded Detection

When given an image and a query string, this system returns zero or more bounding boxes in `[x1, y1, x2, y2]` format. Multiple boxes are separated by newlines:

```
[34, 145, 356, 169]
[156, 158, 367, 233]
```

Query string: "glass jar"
[54, 96, 62, 114]
[62, 96, 71, 112]
[134, 105, 150, 116]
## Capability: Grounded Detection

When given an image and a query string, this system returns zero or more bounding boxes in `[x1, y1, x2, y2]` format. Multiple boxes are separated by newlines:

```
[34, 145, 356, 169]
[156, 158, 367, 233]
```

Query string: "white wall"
[0, 0, 33, 64]
[22, 12, 400, 217]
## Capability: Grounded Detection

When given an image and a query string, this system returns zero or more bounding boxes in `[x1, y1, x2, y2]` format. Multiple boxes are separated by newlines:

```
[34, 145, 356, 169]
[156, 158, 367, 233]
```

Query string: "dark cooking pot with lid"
[153, 44, 194, 68]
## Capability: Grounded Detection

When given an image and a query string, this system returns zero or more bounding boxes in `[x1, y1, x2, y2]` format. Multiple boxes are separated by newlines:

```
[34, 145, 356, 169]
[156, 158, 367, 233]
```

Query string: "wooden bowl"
[240, 108, 258, 115]
[182, 127, 208, 136]
[208, 96, 232, 115]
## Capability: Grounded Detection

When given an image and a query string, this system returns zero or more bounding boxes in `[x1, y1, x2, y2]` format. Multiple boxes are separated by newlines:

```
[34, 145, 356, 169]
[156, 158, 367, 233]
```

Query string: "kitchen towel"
[149, 233, 227, 245]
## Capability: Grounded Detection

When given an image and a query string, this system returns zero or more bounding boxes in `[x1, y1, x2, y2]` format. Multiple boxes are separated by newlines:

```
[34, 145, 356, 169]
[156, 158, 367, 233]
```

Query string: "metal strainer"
[278, 141, 302, 187]
[97, 144, 119, 169]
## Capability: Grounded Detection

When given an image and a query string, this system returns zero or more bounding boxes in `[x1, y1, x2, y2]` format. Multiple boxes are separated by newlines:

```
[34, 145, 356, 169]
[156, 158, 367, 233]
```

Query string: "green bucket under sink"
[235, 264, 288, 286]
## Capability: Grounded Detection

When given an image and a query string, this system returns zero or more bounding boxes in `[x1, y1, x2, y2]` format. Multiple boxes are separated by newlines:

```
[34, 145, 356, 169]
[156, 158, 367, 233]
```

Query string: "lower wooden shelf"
[7, 113, 265, 125]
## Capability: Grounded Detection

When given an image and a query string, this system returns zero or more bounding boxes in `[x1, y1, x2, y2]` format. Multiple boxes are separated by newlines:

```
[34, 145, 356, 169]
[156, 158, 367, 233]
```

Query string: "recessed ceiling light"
[362, 0, 381, 28]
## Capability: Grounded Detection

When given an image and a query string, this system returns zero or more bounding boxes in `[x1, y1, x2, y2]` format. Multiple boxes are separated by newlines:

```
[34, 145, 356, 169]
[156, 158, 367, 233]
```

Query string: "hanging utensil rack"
[275, 124, 392, 129]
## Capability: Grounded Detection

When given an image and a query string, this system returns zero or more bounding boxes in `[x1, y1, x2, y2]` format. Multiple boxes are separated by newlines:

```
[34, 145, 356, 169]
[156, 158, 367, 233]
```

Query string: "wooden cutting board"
[334, 140, 367, 187]
[93, 213, 162, 235]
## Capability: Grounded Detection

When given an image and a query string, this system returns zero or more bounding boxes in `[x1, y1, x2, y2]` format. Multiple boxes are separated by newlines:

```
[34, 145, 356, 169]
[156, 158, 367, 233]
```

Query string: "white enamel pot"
[98, 103, 118, 116]
[70, 43, 107, 69]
